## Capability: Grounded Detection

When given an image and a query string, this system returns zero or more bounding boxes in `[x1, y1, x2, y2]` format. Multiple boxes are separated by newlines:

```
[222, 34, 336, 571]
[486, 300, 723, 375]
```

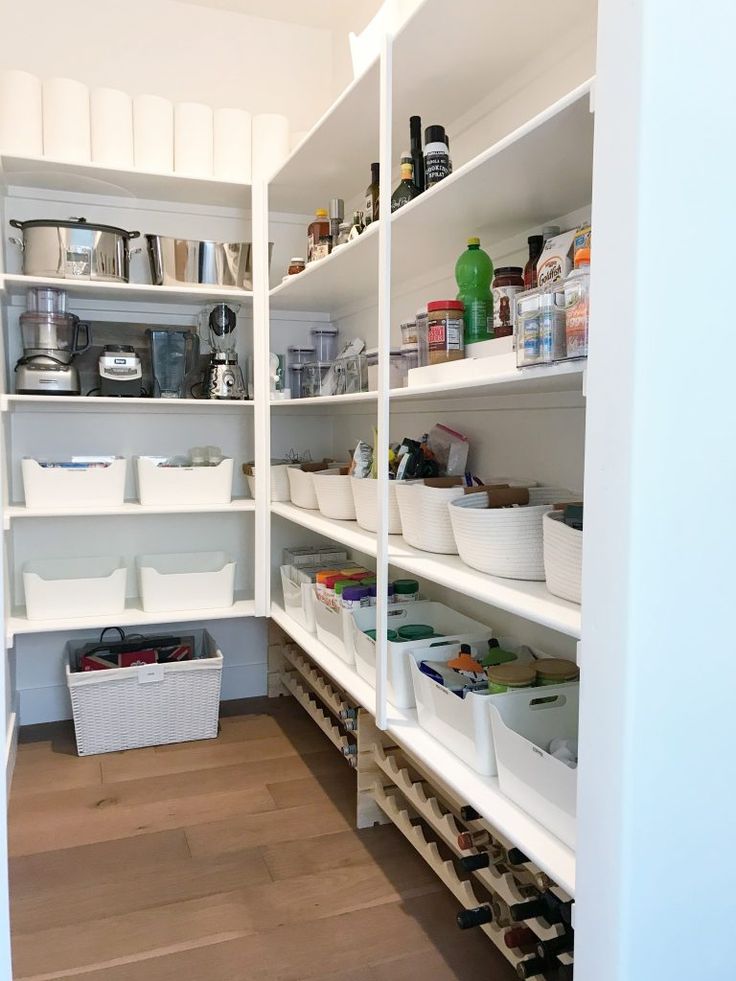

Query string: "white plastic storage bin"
[280, 565, 317, 632]
[67, 631, 223, 755]
[23, 556, 127, 620]
[490, 684, 579, 847]
[312, 471, 356, 520]
[351, 477, 402, 534]
[21, 457, 126, 509]
[137, 551, 235, 612]
[448, 487, 575, 580]
[395, 481, 465, 553]
[350, 601, 494, 708]
[136, 456, 233, 506]
[313, 593, 357, 664]
[543, 511, 582, 604]
[244, 463, 290, 502]
[408, 647, 535, 776]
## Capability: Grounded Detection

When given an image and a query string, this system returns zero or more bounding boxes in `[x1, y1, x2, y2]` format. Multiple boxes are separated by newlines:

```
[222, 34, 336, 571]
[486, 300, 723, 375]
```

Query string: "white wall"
[0, 0, 335, 134]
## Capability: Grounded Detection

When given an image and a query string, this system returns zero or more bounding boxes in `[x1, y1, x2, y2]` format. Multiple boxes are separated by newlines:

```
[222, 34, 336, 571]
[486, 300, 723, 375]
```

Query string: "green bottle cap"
[365, 628, 399, 642]
[481, 647, 518, 668]
[393, 579, 419, 595]
[397, 624, 436, 641]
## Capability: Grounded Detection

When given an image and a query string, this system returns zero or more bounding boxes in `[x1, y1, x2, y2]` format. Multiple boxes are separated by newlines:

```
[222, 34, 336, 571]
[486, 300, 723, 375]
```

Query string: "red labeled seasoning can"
[427, 300, 464, 364]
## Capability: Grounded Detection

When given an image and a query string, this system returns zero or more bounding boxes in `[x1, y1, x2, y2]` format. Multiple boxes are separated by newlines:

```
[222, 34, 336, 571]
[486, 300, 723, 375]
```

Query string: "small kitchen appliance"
[205, 303, 246, 400]
[15, 287, 90, 396]
[98, 344, 143, 397]
[148, 328, 200, 399]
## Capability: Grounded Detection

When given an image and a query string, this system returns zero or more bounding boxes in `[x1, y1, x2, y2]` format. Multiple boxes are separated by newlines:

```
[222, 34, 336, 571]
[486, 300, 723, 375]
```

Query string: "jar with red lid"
[492, 266, 524, 337]
[427, 300, 465, 364]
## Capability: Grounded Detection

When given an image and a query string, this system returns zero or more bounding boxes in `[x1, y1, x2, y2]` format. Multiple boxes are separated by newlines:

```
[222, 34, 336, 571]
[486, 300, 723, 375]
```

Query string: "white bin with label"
[136, 457, 233, 506]
[137, 551, 235, 613]
[22, 458, 126, 509]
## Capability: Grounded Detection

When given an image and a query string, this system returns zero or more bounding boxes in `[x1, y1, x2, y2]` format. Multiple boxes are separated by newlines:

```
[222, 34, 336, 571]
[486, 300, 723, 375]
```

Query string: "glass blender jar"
[204, 303, 246, 400]
[15, 288, 90, 395]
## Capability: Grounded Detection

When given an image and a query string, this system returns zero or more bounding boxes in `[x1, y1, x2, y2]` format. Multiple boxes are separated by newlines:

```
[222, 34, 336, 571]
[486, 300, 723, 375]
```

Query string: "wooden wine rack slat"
[281, 643, 352, 719]
[281, 671, 356, 766]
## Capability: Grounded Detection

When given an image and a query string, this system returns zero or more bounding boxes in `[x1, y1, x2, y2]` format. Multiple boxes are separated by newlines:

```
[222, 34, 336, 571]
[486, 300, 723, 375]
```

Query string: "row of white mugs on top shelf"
[0, 69, 297, 181]
[281, 563, 578, 848]
[272, 462, 582, 605]
[23, 550, 237, 622]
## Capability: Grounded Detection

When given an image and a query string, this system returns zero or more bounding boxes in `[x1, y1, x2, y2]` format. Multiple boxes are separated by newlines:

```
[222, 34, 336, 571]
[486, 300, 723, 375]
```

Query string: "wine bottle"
[508, 898, 562, 924]
[503, 927, 538, 951]
[506, 848, 553, 891]
[556, 963, 574, 981]
[516, 956, 549, 979]
[459, 805, 481, 821]
[409, 115, 425, 193]
[535, 932, 574, 960]
[458, 852, 492, 872]
[391, 153, 420, 212]
[365, 162, 379, 224]
[339, 707, 358, 720]
[457, 829, 491, 850]
[456, 904, 493, 930]
[507, 847, 531, 866]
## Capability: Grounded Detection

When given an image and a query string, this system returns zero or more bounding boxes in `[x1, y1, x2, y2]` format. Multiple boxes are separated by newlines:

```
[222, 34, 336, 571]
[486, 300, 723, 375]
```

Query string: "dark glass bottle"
[456, 904, 493, 930]
[516, 956, 550, 979]
[524, 234, 544, 289]
[365, 162, 380, 224]
[535, 932, 574, 960]
[409, 115, 425, 193]
[503, 927, 538, 951]
[424, 124, 450, 187]
[391, 154, 420, 212]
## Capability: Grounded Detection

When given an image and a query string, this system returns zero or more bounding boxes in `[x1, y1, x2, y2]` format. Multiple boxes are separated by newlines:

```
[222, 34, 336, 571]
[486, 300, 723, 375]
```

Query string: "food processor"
[15, 288, 90, 395]
[204, 303, 246, 400]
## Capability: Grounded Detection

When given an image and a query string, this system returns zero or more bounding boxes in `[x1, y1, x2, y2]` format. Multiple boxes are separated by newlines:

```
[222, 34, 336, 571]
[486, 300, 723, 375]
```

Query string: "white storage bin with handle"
[279, 565, 317, 632]
[244, 462, 290, 502]
[287, 466, 320, 509]
[23, 556, 126, 620]
[543, 511, 583, 604]
[21, 457, 127, 509]
[314, 595, 354, 663]
[490, 683, 579, 847]
[394, 481, 465, 553]
[313, 470, 356, 520]
[351, 477, 402, 534]
[350, 601, 494, 708]
[407, 644, 536, 776]
[136, 457, 233, 506]
[137, 551, 235, 613]
[66, 630, 223, 756]
[448, 486, 576, 580]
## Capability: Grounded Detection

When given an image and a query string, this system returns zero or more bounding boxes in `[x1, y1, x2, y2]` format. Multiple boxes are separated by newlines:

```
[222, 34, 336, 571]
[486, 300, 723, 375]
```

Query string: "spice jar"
[287, 257, 305, 275]
[427, 299, 465, 364]
[492, 266, 524, 337]
[534, 658, 580, 686]
[393, 579, 420, 601]
[487, 662, 537, 694]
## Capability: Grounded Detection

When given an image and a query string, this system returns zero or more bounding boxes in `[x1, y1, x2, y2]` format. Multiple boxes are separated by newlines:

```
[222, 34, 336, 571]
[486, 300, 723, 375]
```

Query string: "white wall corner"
[5, 705, 18, 799]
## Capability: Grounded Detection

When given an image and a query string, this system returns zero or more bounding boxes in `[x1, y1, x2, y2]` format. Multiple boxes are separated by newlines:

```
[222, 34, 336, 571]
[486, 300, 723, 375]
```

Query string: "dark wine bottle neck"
[456, 904, 493, 930]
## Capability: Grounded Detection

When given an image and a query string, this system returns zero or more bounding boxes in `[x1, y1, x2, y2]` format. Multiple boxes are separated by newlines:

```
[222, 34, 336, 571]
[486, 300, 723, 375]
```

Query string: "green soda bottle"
[455, 237, 494, 343]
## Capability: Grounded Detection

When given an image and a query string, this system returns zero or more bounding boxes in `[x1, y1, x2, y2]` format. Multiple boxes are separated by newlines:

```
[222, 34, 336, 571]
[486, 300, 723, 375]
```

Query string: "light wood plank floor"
[8, 697, 516, 981]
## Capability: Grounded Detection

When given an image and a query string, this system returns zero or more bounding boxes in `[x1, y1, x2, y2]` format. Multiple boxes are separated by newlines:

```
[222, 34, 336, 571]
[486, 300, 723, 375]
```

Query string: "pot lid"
[10, 217, 139, 238]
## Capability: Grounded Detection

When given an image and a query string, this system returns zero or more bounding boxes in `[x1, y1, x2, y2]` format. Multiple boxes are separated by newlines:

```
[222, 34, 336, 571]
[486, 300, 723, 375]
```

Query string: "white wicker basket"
[394, 481, 465, 553]
[22, 457, 127, 509]
[137, 457, 233, 506]
[312, 471, 356, 520]
[543, 511, 582, 604]
[448, 487, 575, 580]
[287, 466, 319, 509]
[245, 463, 291, 502]
[66, 631, 223, 756]
[351, 478, 402, 534]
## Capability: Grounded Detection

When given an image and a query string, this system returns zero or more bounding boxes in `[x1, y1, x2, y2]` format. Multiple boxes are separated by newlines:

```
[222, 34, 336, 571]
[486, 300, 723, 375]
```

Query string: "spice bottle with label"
[307, 209, 330, 263]
[427, 300, 465, 364]
[524, 235, 544, 289]
[391, 152, 420, 212]
[492, 267, 524, 337]
[365, 162, 380, 224]
[424, 125, 450, 188]
[564, 247, 590, 358]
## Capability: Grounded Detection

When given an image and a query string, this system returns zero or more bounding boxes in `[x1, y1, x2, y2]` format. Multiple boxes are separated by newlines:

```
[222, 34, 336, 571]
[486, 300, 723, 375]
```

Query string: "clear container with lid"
[393, 579, 420, 601]
[400, 345, 419, 374]
[289, 363, 305, 398]
[535, 658, 580, 686]
[415, 306, 429, 366]
[487, 662, 537, 694]
[302, 362, 331, 397]
[400, 319, 418, 345]
[427, 300, 465, 364]
[310, 327, 339, 362]
[288, 345, 315, 365]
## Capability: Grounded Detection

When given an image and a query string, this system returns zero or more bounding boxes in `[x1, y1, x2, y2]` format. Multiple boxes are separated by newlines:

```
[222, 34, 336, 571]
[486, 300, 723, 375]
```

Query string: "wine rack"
[281, 670, 357, 766]
[281, 644, 353, 720]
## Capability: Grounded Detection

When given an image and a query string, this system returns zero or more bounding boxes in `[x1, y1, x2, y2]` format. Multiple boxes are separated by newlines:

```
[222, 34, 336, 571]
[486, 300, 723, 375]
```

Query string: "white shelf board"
[269, 222, 379, 315]
[7, 594, 256, 646]
[392, 361, 585, 402]
[270, 599, 575, 896]
[271, 391, 377, 409]
[271, 601, 376, 714]
[1, 274, 253, 307]
[270, 502, 581, 638]
[4, 499, 254, 524]
[0, 153, 251, 208]
[1, 394, 253, 414]
[269, 59, 379, 213]
[391, 82, 595, 285]
[392, 0, 596, 166]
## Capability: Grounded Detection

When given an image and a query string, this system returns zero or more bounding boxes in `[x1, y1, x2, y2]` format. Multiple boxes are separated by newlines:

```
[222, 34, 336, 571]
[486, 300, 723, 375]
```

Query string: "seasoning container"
[539, 288, 567, 362]
[534, 658, 580, 686]
[398, 624, 437, 641]
[424, 124, 450, 188]
[393, 579, 420, 601]
[348, 210, 365, 241]
[329, 198, 344, 248]
[307, 209, 330, 263]
[416, 306, 429, 366]
[400, 319, 418, 345]
[365, 628, 399, 642]
[492, 267, 524, 338]
[287, 257, 305, 276]
[524, 236, 544, 289]
[334, 222, 351, 250]
[367, 583, 396, 604]
[427, 300, 465, 364]
[487, 662, 537, 694]
[341, 585, 370, 611]
[310, 327, 338, 361]
[400, 345, 419, 373]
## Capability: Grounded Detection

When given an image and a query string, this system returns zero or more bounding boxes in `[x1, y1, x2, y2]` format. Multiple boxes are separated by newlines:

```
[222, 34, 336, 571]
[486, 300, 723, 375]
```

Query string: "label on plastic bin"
[137, 664, 165, 684]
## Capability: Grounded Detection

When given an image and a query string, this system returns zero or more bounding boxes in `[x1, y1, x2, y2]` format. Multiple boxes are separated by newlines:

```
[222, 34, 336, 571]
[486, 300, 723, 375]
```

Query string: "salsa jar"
[492, 266, 524, 337]
[427, 300, 465, 364]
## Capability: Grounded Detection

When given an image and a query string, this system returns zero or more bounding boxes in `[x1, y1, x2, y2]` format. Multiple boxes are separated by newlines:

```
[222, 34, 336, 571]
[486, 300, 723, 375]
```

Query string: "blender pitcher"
[148, 329, 200, 399]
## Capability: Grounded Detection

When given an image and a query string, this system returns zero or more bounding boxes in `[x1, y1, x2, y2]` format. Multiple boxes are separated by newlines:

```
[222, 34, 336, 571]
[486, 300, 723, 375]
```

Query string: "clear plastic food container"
[310, 328, 339, 362]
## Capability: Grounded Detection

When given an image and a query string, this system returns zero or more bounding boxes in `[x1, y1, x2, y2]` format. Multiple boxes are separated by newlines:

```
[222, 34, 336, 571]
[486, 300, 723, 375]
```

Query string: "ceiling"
[173, 0, 380, 31]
